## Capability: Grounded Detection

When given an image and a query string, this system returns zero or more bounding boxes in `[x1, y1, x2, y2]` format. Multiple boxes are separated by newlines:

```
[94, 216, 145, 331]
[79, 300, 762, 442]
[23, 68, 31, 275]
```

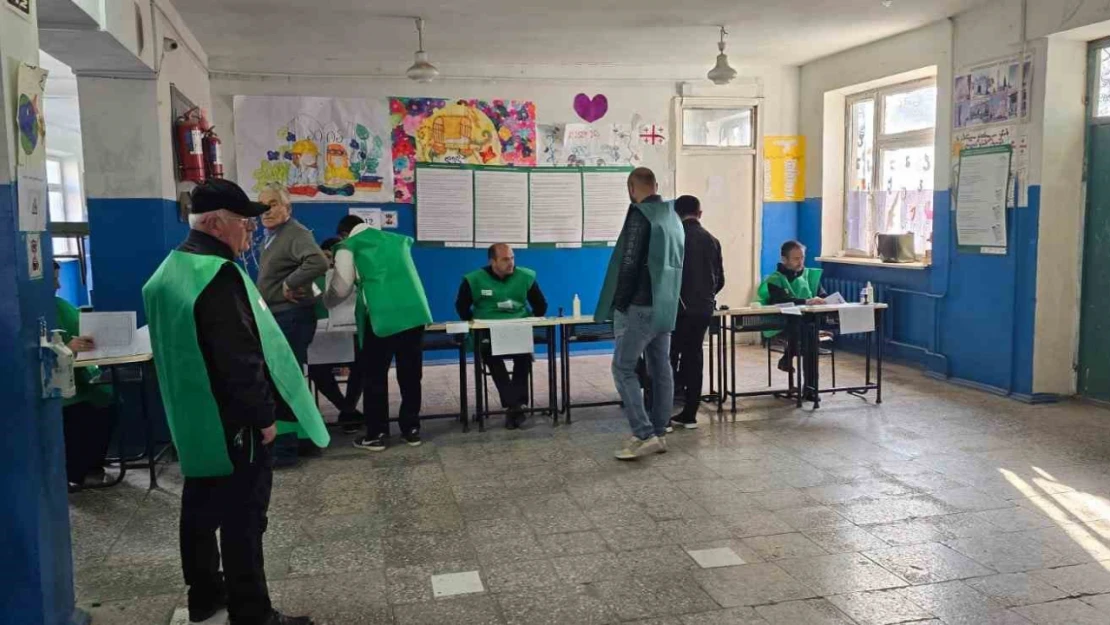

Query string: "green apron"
[55, 297, 114, 408]
[338, 228, 432, 345]
[142, 251, 330, 478]
[464, 267, 536, 320]
[595, 201, 685, 333]
[756, 267, 823, 338]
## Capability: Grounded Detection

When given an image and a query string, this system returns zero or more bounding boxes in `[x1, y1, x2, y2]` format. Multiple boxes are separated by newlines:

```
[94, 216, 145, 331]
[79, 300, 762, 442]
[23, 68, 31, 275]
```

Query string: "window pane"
[882, 85, 937, 134]
[48, 191, 66, 223]
[53, 236, 75, 256]
[846, 99, 875, 252]
[46, 159, 62, 185]
[1099, 49, 1110, 117]
[682, 108, 753, 147]
[878, 145, 934, 253]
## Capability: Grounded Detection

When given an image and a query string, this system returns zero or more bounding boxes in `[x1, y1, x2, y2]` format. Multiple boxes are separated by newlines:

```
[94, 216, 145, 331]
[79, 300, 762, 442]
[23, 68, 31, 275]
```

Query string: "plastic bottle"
[44, 329, 76, 399]
[572, 294, 581, 318]
[864, 282, 874, 305]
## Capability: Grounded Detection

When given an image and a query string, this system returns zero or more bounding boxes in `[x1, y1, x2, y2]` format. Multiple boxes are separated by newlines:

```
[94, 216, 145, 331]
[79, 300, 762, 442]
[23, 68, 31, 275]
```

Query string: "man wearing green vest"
[324, 222, 433, 452]
[595, 168, 685, 460]
[143, 179, 325, 625]
[455, 243, 548, 429]
[757, 240, 827, 393]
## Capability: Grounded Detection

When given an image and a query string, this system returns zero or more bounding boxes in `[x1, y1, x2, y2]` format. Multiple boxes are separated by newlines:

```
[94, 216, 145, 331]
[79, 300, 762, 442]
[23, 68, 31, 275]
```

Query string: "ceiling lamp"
[706, 26, 738, 86]
[406, 18, 439, 83]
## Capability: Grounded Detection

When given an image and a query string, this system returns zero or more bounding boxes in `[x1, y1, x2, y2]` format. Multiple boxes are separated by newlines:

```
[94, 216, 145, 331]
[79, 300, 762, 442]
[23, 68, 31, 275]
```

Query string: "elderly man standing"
[143, 179, 328, 625]
[596, 168, 684, 460]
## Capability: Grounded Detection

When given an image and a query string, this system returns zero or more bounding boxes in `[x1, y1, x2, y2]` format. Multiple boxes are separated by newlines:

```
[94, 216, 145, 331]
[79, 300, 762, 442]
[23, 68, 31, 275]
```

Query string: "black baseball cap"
[189, 179, 268, 217]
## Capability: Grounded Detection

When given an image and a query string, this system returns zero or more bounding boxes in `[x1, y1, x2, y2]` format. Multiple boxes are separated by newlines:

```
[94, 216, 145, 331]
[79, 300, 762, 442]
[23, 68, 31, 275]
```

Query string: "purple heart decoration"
[573, 93, 608, 123]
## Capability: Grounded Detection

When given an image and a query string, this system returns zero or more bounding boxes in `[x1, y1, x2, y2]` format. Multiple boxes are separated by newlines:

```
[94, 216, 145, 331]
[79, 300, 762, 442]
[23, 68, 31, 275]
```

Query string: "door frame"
[672, 96, 763, 301]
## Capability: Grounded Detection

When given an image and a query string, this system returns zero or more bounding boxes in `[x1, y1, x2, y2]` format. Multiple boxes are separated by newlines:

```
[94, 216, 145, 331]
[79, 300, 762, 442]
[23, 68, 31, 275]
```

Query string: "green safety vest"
[338, 228, 432, 345]
[55, 296, 114, 408]
[595, 201, 685, 333]
[464, 267, 536, 320]
[756, 267, 823, 338]
[142, 251, 330, 478]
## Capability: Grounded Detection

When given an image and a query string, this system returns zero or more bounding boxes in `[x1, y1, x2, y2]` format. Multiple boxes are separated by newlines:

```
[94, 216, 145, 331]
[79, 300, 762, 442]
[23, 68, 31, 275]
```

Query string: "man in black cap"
[143, 179, 326, 625]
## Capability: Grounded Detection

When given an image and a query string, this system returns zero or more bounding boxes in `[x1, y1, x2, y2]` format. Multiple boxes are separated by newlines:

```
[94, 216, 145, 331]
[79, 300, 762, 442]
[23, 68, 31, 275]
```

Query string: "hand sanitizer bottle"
[864, 282, 874, 305]
[572, 294, 581, 318]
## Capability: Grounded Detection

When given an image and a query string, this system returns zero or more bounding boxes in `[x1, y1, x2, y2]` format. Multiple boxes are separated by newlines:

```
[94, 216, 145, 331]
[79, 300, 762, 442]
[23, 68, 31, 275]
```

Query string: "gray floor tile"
[802, 526, 890, 554]
[693, 563, 817, 607]
[385, 560, 479, 605]
[776, 553, 908, 595]
[393, 595, 505, 625]
[679, 607, 768, 624]
[496, 584, 617, 625]
[483, 559, 561, 594]
[964, 572, 1070, 608]
[1030, 562, 1110, 596]
[384, 532, 476, 568]
[943, 534, 1084, 573]
[268, 572, 392, 624]
[741, 532, 828, 561]
[536, 530, 611, 557]
[864, 542, 993, 584]
[593, 573, 719, 620]
[755, 598, 855, 624]
[77, 593, 179, 625]
[827, 589, 933, 625]
[1014, 598, 1108, 625]
[898, 581, 1017, 625]
[288, 538, 385, 576]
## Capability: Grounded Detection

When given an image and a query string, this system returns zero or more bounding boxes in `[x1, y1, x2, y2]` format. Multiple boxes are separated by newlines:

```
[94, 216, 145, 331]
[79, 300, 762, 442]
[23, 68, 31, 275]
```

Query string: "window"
[845, 79, 936, 256]
[1097, 48, 1110, 118]
[682, 107, 754, 148]
[46, 156, 88, 258]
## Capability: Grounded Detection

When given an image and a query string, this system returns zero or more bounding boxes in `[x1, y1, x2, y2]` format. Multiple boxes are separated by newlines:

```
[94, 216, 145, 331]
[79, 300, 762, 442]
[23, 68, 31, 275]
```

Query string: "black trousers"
[362, 325, 424, 438]
[308, 336, 363, 414]
[484, 349, 532, 410]
[671, 310, 713, 418]
[181, 436, 273, 625]
[779, 319, 818, 392]
[62, 401, 117, 484]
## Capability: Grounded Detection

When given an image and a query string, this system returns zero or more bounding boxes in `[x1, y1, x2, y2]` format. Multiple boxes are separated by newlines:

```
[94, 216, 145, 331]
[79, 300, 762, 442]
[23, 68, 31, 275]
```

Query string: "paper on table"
[445, 322, 470, 335]
[77, 312, 138, 360]
[308, 330, 356, 365]
[825, 292, 846, 305]
[133, 325, 151, 355]
[489, 321, 535, 356]
[475, 169, 528, 244]
[838, 305, 875, 335]
[780, 307, 802, 316]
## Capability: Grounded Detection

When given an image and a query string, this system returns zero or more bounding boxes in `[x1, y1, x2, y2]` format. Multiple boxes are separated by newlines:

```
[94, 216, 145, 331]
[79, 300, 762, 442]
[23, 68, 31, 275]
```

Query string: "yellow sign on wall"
[764, 136, 805, 202]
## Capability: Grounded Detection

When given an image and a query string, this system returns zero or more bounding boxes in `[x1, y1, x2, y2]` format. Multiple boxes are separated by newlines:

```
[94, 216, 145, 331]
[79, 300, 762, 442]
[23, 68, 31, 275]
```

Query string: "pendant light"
[706, 26, 737, 86]
[406, 18, 439, 83]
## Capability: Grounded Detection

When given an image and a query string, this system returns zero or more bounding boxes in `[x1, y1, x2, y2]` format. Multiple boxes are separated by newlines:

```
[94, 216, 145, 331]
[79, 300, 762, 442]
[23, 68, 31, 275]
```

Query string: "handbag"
[876, 233, 916, 263]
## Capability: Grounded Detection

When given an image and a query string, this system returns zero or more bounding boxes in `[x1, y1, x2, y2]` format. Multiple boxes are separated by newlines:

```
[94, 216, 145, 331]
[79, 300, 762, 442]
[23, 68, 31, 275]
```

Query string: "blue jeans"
[612, 305, 673, 440]
[272, 305, 318, 367]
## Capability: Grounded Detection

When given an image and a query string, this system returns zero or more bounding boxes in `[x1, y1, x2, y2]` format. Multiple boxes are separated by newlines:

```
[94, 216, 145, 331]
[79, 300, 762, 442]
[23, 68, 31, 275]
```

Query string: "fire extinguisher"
[203, 128, 224, 179]
[175, 107, 206, 183]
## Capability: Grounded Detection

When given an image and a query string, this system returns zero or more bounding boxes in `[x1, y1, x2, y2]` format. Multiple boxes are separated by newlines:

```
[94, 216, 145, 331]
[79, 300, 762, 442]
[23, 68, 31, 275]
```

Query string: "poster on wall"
[390, 97, 537, 203]
[538, 121, 643, 168]
[952, 123, 1028, 207]
[5, 0, 31, 21]
[763, 136, 805, 202]
[16, 169, 46, 232]
[953, 56, 1031, 130]
[234, 96, 393, 202]
[956, 145, 1011, 251]
[15, 62, 48, 169]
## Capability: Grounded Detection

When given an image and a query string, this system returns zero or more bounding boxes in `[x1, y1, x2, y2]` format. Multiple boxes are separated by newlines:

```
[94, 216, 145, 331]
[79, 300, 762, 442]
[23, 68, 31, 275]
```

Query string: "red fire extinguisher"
[203, 128, 224, 179]
[175, 107, 206, 183]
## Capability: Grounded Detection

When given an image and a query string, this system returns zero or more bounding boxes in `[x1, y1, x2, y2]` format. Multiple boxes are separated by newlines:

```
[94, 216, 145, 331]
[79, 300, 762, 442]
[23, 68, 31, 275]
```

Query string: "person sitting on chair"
[757, 240, 826, 394]
[455, 243, 548, 429]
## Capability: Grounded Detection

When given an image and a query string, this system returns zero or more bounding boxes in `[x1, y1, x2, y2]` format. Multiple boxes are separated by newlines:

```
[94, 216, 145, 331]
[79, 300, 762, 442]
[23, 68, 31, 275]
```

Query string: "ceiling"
[172, 0, 988, 77]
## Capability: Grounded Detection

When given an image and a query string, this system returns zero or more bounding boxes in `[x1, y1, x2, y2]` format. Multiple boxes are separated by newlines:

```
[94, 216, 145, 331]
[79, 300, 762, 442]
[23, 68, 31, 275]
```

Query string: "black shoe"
[777, 354, 795, 373]
[669, 413, 699, 430]
[353, 434, 387, 452]
[402, 430, 422, 447]
[341, 422, 362, 435]
[188, 587, 227, 623]
[264, 611, 314, 625]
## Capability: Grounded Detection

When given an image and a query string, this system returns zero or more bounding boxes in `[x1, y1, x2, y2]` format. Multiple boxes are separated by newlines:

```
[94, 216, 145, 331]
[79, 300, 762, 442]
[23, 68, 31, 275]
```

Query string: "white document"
[445, 322, 470, 335]
[582, 171, 629, 243]
[76, 312, 138, 360]
[133, 325, 152, 356]
[489, 322, 535, 356]
[324, 270, 358, 330]
[474, 169, 528, 244]
[825, 292, 847, 305]
[349, 207, 382, 229]
[780, 306, 803, 316]
[838, 305, 876, 335]
[956, 149, 1011, 247]
[416, 166, 475, 244]
[529, 171, 583, 244]
[307, 330, 356, 365]
[17, 170, 47, 232]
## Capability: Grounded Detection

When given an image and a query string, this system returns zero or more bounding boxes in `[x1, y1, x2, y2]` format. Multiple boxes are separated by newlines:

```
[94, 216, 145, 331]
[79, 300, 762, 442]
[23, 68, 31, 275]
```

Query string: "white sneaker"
[614, 436, 663, 460]
[656, 437, 668, 454]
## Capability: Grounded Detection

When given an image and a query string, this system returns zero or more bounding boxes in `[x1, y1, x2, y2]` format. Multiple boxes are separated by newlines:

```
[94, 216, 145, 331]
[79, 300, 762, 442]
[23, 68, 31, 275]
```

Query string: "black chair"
[764, 331, 836, 388]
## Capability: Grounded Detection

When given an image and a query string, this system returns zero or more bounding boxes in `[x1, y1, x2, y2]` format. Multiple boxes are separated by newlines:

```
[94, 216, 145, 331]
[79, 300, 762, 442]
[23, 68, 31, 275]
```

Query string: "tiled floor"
[71, 346, 1110, 624]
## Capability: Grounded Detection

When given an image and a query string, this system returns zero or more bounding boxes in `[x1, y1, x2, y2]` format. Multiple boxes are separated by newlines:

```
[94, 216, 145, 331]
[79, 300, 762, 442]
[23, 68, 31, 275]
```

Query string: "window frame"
[45, 154, 89, 265]
[680, 102, 758, 152]
[843, 77, 937, 257]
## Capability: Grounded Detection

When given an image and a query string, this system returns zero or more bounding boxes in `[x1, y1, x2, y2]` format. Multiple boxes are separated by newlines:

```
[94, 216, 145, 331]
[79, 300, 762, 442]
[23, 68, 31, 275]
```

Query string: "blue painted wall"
[56, 259, 87, 308]
[761, 202, 798, 278]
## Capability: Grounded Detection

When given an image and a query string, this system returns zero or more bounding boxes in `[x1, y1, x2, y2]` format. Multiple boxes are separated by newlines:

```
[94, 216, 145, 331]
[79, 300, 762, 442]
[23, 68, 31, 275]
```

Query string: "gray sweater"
[257, 218, 328, 314]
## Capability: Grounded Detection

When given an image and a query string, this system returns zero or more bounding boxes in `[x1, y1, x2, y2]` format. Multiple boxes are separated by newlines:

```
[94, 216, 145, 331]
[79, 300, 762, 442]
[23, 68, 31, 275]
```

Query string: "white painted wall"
[0, 4, 41, 184]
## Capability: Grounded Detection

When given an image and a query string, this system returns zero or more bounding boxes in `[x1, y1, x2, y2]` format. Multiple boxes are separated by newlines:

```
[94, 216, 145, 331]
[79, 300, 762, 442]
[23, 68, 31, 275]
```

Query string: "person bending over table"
[757, 240, 826, 398]
[455, 243, 548, 430]
[325, 223, 433, 452]
[309, 237, 363, 433]
[54, 261, 118, 490]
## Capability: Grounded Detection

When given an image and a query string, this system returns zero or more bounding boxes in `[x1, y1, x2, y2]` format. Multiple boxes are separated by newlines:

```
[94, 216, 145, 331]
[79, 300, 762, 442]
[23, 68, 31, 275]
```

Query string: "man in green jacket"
[757, 240, 827, 394]
[143, 179, 326, 625]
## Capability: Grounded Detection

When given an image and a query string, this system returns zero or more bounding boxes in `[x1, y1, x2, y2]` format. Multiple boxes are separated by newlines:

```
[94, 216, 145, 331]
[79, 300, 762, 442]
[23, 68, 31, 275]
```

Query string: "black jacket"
[766, 263, 827, 305]
[679, 218, 725, 316]
[613, 194, 662, 311]
[179, 230, 291, 442]
[454, 267, 549, 320]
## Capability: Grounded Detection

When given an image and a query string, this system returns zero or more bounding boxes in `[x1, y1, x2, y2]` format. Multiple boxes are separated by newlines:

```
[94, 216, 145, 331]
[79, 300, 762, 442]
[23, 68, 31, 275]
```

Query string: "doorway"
[1079, 40, 1110, 401]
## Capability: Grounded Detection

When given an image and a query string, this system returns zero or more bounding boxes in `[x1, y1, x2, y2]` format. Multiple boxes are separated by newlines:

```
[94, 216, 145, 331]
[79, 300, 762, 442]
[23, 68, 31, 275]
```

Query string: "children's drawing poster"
[390, 98, 537, 203]
[764, 136, 805, 202]
[15, 62, 48, 169]
[234, 96, 392, 202]
[952, 124, 1029, 207]
[536, 122, 642, 168]
[954, 56, 1031, 129]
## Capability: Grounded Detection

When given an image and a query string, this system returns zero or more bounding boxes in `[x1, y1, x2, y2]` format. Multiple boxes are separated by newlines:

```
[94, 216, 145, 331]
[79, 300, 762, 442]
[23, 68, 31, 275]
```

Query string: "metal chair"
[765, 331, 836, 388]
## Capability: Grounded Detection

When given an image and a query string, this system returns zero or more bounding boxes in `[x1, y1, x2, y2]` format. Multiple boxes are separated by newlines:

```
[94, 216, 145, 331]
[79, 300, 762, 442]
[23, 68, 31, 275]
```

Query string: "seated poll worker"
[757, 240, 827, 396]
[54, 260, 117, 490]
[142, 179, 328, 625]
[455, 243, 548, 429]
[324, 222, 433, 452]
[309, 237, 363, 433]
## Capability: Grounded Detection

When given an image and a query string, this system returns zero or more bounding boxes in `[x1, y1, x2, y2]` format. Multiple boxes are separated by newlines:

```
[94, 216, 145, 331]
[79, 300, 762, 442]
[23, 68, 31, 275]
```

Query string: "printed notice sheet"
[416, 166, 474, 245]
[76, 312, 139, 360]
[475, 169, 528, 244]
[582, 171, 629, 243]
[529, 171, 583, 246]
[956, 147, 1011, 248]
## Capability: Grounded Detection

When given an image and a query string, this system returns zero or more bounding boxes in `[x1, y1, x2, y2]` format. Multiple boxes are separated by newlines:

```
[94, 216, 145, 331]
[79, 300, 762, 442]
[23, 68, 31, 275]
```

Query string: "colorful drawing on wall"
[638, 124, 667, 146]
[16, 62, 48, 169]
[390, 97, 537, 203]
[234, 96, 392, 202]
[954, 56, 1031, 129]
[538, 124, 566, 166]
[573, 93, 608, 123]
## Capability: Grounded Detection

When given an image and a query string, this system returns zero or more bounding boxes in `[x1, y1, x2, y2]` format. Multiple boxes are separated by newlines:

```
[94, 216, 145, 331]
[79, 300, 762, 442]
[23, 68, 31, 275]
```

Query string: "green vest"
[338, 228, 432, 344]
[55, 297, 114, 408]
[595, 201, 685, 333]
[464, 267, 536, 320]
[756, 267, 823, 338]
[142, 251, 330, 478]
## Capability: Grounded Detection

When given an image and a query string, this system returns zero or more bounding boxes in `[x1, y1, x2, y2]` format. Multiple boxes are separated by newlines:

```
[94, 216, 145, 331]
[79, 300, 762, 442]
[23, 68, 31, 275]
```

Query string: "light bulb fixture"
[706, 26, 737, 86]
[406, 17, 439, 83]
[881, 0, 893, 7]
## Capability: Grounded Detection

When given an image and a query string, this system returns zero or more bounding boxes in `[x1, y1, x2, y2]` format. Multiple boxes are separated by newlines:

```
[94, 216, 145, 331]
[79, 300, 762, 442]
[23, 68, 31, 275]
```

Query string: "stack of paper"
[76, 312, 145, 360]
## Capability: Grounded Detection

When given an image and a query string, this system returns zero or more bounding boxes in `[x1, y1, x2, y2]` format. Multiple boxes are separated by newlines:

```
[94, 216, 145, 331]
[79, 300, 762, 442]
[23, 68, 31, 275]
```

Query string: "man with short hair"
[596, 167, 685, 460]
[758, 240, 827, 395]
[669, 195, 725, 429]
[143, 179, 327, 625]
[336, 214, 365, 240]
[455, 244, 548, 429]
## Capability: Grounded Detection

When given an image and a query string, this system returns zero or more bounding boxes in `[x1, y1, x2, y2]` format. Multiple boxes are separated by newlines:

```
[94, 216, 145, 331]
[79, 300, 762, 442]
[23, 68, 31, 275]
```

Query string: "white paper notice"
[17, 170, 46, 232]
[956, 149, 1010, 248]
[825, 292, 846, 305]
[77, 312, 138, 360]
[349, 207, 382, 229]
[416, 166, 475, 244]
[475, 169, 528, 244]
[489, 322, 535, 356]
[445, 322, 470, 335]
[582, 171, 629, 243]
[838, 305, 875, 335]
[308, 330, 356, 365]
[133, 325, 152, 355]
[529, 172, 583, 245]
[780, 306, 803, 316]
